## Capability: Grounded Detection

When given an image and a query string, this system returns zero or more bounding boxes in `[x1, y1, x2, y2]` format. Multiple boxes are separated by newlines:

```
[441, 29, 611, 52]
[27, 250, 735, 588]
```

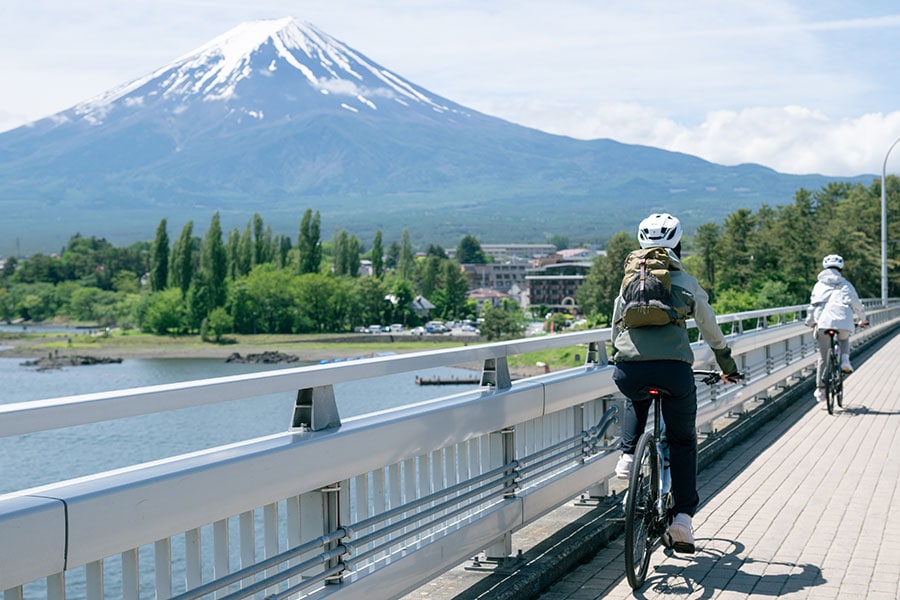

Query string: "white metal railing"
[2, 301, 899, 600]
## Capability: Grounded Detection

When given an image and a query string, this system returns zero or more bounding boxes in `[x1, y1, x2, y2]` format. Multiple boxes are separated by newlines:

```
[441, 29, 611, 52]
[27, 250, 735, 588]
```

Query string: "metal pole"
[883, 137, 900, 307]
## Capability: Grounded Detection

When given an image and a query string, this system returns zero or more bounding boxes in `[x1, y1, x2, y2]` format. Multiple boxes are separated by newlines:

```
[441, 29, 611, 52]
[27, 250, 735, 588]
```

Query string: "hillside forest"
[1, 178, 897, 340]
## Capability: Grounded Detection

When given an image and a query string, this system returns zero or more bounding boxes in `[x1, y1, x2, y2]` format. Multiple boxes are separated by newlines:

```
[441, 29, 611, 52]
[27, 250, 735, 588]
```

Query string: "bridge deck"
[538, 332, 900, 599]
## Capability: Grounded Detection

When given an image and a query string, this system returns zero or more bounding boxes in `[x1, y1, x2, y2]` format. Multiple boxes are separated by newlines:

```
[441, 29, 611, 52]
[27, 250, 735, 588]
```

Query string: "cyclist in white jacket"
[805, 254, 868, 403]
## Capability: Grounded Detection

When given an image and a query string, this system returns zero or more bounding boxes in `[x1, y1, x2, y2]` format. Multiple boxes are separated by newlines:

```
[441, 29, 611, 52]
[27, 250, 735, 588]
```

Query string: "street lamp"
[882, 136, 900, 306]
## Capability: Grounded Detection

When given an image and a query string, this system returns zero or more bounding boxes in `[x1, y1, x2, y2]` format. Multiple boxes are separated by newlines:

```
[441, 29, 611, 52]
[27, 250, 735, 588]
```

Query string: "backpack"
[617, 247, 685, 328]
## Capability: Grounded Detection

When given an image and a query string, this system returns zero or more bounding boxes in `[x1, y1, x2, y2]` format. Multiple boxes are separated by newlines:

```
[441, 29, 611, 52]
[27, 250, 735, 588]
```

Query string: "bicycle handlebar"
[693, 369, 745, 386]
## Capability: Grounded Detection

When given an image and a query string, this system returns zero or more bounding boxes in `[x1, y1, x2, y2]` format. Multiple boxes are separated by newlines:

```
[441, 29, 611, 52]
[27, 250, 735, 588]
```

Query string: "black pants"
[613, 360, 699, 517]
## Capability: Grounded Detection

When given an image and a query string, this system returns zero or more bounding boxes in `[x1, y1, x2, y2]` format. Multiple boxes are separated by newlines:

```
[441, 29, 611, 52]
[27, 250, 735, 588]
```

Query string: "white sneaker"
[813, 389, 823, 403]
[841, 355, 853, 373]
[615, 453, 633, 479]
[666, 513, 695, 553]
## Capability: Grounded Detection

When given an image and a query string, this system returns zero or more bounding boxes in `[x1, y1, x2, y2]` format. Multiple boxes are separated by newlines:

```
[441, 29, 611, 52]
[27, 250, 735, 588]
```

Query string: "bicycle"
[822, 328, 843, 415]
[623, 369, 738, 590]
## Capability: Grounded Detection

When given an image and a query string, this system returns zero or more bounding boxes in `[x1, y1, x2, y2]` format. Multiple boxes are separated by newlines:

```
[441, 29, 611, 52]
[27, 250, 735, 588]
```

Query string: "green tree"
[13, 253, 63, 284]
[332, 230, 349, 275]
[298, 208, 322, 274]
[398, 229, 414, 280]
[67, 286, 118, 324]
[183, 214, 227, 331]
[456, 235, 486, 264]
[346, 235, 362, 278]
[252, 213, 267, 266]
[204, 306, 234, 342]
[370, 230, 384, 278]
[111, 270, 140, 294]
[350, 276, 389, 326]
[387, 277, 415, 325]
[717, 209, 756, 291]
[480, 299, 527, 340]
[229, 265, 299, 334]
[430, 259, 469, 320]
[295, 273, 350, 332]
[275, 234, 292, 269]
[169, 221, 195, 296]
[226, 228, 241, 279]
[237, 223, 253, 277]
[141, 289, 186, 335]
[693, 222, 721, 292]
[149, 218, 169, 292]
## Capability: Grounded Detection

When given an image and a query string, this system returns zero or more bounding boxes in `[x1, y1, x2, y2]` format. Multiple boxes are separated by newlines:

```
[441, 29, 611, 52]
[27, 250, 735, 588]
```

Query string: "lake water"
[0, 353, 479, 495]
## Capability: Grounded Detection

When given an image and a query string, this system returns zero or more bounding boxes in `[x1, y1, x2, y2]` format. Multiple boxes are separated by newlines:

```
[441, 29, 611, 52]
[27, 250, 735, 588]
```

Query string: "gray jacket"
[612, 248, 729, 365]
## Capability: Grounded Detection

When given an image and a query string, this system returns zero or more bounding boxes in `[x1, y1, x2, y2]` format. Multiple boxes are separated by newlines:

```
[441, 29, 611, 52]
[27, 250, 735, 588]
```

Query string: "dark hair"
[672, 242, 682, 258]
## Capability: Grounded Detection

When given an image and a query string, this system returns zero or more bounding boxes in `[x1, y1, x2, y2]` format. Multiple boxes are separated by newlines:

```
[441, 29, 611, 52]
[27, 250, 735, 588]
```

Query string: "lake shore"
[0, 329, 551, 377]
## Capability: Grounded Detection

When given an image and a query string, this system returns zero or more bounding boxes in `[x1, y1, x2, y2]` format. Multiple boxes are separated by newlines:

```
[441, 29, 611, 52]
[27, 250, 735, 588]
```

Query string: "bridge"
[2, 302, 899, 600]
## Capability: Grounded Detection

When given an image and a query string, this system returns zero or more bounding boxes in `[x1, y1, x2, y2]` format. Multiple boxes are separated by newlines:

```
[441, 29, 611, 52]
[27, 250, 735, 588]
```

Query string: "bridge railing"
[3, 301, 899, 600]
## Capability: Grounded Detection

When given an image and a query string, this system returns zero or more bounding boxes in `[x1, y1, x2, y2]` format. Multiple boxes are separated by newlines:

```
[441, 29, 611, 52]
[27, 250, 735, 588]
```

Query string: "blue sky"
[3, 1, 900, 176]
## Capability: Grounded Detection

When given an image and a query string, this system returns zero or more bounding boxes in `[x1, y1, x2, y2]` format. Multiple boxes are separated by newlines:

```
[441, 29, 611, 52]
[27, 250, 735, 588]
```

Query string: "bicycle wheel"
[624, 431, 659, 590]
[834, 344, 844, 408]
[824, 350, 836, 415]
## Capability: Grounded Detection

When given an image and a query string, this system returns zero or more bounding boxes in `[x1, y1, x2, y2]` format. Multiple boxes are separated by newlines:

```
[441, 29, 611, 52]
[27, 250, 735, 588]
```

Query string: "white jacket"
[806, 268, 866, 332]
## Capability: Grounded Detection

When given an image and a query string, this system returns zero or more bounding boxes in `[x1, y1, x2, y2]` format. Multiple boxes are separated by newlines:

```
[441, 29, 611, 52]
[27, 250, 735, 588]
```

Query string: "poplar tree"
[238, 224, 253, 277]
[398, 229, 414, 280]
[226, 228, 240, 279]
[370, 230, 384, 278]
[150, 218, 169, 292]
[200, 212, 228, 309]
[298, 209, 322, 274]
[168, 221, 194, 296]
[333, 230, 349, 275]
[347, 235, 361, 277]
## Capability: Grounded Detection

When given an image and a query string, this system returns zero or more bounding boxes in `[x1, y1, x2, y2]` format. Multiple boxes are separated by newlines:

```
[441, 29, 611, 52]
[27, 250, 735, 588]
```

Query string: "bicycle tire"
[824, 349, 836, 415]
[835, 342, 844, 408]
[624, 431, 659, 590]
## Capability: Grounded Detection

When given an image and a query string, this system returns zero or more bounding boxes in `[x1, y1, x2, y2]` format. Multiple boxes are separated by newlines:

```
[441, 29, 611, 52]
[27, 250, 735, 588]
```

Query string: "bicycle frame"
[823, 328, 843, 414]
[623, 369, 723, 589]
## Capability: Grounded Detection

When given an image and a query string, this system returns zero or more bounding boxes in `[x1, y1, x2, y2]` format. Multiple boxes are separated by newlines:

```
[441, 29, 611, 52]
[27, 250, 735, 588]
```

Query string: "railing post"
[291, 385, 341, 431]
[480, 357, 512, 390]
[585, 340, 608, 367]
[483, 426, 515, 560]
[322, 483, 344, 585]
[581, 398, 610, 499]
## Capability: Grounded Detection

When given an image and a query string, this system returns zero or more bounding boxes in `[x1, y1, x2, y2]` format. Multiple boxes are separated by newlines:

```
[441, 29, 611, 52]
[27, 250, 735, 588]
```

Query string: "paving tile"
[535, 332, 900, 600]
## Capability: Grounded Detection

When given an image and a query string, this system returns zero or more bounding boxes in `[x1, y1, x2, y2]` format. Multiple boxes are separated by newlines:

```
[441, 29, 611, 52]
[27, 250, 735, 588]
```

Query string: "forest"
[1, 177, 897, 340]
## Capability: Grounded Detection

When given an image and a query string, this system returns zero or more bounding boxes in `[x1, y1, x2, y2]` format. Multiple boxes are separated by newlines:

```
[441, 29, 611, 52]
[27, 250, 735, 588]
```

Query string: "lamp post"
[882, 136, 900, 307]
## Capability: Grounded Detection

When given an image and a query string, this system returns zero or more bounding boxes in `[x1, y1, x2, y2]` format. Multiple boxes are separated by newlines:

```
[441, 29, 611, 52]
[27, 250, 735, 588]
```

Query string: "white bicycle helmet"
[637, 213, 683, 249]
[822, 254, 844, 270]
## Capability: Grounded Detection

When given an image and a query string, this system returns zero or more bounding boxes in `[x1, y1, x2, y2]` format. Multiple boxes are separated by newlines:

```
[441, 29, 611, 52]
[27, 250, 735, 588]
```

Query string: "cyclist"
[612, 213, 741, 553]
[805, 254, 868, 403]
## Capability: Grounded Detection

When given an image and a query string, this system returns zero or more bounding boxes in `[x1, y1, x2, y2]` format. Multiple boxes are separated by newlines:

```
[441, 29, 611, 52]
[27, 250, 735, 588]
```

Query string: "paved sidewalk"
[537, 332, 900, 599]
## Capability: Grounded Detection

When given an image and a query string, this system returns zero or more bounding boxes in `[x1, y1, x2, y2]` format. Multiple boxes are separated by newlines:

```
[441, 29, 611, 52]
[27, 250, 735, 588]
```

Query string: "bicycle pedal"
[671, 541, 696, 554]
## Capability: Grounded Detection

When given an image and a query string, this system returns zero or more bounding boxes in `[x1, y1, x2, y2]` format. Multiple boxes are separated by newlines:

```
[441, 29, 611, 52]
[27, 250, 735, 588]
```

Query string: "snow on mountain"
[63, 17, 470, 128]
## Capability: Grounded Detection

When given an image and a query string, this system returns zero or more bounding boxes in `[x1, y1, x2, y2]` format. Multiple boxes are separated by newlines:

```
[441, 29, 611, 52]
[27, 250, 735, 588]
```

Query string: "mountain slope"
[0, 17, 872, 255]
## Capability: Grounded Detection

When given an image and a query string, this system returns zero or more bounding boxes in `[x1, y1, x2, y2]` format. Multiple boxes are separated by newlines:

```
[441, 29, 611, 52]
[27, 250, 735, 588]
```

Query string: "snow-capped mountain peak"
[69, 17, 465, 127]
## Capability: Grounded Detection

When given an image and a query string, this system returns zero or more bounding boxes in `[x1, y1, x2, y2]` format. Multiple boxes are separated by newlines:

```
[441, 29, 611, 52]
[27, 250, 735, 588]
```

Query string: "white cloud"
[490, 99, 900, 176]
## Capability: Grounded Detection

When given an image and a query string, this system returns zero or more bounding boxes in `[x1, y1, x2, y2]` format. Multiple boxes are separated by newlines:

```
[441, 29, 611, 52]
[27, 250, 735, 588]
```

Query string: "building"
[466, 288, 511, 313]
[479, 244, 557, 263]
[447, 243, 557, 263]
[525, 260, 594, 314]
[461, 259, 530, 292]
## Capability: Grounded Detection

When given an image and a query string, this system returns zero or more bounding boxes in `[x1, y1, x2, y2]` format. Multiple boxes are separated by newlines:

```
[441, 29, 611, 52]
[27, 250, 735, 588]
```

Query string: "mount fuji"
[0, 17, 870, 254]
